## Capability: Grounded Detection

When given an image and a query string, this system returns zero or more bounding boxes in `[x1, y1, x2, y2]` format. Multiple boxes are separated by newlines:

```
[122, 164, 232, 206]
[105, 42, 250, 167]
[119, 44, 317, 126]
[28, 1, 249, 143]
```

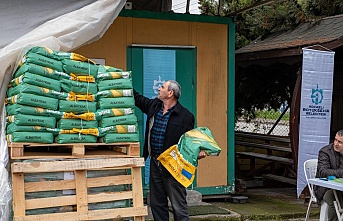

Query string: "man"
[134, 80, 206, 221]
[315, 129, 343, 221]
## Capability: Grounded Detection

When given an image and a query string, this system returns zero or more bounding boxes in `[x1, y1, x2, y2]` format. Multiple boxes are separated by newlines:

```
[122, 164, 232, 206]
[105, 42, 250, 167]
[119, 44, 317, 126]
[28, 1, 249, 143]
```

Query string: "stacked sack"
[96, 65, 139, 143]
[5, 46, 139, 144]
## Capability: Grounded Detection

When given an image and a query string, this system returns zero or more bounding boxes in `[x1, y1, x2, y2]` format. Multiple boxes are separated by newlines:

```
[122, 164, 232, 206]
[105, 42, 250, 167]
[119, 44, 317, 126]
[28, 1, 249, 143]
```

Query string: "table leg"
[333, 190, 343, 221]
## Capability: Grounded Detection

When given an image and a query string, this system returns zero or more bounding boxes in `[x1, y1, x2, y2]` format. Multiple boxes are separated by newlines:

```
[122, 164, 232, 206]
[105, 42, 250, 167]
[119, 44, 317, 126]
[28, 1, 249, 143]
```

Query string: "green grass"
[255, 110, 290, 121]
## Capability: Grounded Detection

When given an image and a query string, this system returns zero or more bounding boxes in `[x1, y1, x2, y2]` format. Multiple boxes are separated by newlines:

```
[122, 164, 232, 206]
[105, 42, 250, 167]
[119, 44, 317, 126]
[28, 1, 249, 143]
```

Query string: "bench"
[235, 131, 296, 185]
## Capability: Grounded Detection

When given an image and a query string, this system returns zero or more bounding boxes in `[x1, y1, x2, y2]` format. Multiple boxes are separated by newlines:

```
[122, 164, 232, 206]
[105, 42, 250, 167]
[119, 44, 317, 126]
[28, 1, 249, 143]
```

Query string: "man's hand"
[198, 150, 206, 159]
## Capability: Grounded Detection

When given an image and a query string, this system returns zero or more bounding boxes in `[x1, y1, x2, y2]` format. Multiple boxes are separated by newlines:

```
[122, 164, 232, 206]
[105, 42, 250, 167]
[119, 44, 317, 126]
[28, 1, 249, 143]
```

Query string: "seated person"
[314, 129, 343, 221]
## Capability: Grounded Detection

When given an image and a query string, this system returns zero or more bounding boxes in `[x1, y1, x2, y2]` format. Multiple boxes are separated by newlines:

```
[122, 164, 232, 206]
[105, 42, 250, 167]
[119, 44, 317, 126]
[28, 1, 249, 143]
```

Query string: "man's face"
[334, 134, 343, 153]
[158, 81, 172, 101]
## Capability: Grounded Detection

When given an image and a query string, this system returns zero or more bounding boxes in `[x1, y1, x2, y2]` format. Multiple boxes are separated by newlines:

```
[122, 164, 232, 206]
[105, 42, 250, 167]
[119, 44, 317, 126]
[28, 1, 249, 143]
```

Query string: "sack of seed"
[59, 100, 97, 114]
[57, 119, 98, 130]
[7, 83, 68, 100]
[13, 63, 69, 80]
[98, 97, 135, 109]
[10, 72, 61, 92]
[5, 93, 58, 110]
[6, 114, 56, 128]
[6, 132, 54, 144]
[55, 134, 97, 144]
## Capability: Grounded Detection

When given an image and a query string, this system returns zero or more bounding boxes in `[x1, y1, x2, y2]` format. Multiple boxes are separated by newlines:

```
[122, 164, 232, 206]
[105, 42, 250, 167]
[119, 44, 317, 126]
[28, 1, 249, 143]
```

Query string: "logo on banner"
[311, 84, 323, 105]
[152, 75, 165, 95]
[302, 84, 329, 118]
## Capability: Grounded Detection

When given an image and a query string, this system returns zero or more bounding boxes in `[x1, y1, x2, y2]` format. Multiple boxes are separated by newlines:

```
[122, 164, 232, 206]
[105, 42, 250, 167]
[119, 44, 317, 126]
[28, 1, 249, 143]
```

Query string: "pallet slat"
[11, 158, 144, 173]
[9, 142, 140, 159]
[13, 206, 148, 221]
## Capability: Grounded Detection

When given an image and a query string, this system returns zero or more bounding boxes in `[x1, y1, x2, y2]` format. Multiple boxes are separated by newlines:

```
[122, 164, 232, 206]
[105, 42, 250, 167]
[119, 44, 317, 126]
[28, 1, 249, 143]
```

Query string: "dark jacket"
[314, 143, 343, 201]
[134, 90, 195, 159]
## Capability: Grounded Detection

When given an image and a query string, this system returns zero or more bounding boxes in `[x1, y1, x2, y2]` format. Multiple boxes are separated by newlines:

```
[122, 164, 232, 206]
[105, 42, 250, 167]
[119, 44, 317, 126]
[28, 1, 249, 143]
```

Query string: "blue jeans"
[149, 157, 189, 221]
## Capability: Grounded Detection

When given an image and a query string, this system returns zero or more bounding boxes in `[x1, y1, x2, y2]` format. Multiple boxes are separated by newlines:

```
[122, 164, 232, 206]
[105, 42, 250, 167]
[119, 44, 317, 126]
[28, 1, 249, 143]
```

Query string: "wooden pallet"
[11, 158, 147, 221]
[9, 142, 140, 159]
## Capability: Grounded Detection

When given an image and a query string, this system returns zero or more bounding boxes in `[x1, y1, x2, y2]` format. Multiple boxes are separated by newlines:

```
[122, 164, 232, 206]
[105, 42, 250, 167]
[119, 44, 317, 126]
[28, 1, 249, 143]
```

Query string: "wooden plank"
[236, 152, 293, 164]
[235, 140, 292, 152]
[87, 174, 132, 187]
[75, 170, 88, 212]
[25, 179, 75, 192]
[88, 191, 133, 203]
[72, 144, 85, 157]
[131, 167, 145, 221]
[127, 142, 140, 156]
[13, 206, 148, 221]
[9, 142, 141, 159]
[11, 158, 144, 173]
[25, 174, 132, 193]
[26, 195, 76, 210]
[26, 191, 134, 210]
[263, 174, 297, 185]
[12, 173, 26, 216]
[236, 131, 290, 143]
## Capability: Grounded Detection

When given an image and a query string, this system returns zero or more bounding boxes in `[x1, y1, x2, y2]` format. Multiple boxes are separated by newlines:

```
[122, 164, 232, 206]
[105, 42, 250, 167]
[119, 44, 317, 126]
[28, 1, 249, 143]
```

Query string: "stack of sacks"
[96, 65, 139, 143]
[54, 48, 99, 144]
[5, 46, 71, 143]
[5, 46, 140, 144]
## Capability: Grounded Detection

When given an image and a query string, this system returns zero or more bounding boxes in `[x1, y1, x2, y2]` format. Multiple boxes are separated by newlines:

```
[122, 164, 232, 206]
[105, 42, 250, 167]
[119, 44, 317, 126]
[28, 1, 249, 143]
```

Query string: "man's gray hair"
[168, 80, 181, 99]
[337, 129, 343, 137]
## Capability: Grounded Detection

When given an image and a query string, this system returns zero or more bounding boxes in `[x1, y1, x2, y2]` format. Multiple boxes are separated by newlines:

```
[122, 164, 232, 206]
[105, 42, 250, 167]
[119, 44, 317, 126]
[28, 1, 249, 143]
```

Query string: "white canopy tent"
[0, 1, 126, 219]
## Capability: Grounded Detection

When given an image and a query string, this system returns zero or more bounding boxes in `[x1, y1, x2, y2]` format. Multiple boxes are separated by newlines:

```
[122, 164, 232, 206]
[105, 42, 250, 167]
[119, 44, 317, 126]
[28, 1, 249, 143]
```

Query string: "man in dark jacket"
[315, 129, 343, 221]
[134, 80, 205, 221]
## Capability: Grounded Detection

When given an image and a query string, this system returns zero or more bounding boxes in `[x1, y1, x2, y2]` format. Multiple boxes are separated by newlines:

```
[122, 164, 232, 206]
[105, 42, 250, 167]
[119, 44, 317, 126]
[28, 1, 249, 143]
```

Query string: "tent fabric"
[0, 1, 125, 220]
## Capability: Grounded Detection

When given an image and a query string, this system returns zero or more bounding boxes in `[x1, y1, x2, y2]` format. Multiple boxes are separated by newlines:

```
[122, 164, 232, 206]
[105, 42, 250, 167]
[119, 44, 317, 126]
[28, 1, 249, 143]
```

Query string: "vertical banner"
[297, 48, 335, 197]
[142, 48, 176, 185]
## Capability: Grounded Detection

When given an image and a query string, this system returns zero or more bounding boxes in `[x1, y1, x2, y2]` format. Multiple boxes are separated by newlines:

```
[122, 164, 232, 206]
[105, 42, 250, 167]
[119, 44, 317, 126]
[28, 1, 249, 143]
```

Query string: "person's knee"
[323, 190, 335, 206]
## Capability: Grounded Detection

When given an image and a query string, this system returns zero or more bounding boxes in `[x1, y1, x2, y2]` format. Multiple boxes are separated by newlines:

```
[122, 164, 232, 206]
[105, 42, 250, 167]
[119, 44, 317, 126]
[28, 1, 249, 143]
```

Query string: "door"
[127, 46, 196, 190]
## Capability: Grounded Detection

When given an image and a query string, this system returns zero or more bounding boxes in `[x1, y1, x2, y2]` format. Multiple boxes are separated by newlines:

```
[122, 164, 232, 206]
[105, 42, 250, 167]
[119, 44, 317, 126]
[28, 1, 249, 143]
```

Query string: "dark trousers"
[149, 157, 189, 221]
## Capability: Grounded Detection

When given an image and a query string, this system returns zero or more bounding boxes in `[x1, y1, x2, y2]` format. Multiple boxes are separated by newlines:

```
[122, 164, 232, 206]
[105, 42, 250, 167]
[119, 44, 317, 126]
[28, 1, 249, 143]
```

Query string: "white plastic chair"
[304, 158, 329, 221]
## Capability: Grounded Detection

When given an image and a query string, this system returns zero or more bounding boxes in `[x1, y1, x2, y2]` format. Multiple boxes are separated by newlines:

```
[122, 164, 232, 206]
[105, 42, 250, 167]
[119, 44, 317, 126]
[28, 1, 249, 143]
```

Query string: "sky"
[172, 0, 200, 14]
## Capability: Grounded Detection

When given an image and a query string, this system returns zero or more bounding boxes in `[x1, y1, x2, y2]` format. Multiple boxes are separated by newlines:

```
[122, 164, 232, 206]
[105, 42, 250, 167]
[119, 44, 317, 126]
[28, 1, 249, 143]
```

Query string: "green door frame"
[121, 9, 236, 195]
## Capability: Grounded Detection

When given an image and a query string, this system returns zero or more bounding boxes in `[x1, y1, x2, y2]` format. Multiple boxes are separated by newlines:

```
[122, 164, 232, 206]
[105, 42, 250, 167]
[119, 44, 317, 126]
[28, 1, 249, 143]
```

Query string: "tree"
[200, 0, 306, 49]
[199, 0, 343, 121]
[304, 0, 343, 17]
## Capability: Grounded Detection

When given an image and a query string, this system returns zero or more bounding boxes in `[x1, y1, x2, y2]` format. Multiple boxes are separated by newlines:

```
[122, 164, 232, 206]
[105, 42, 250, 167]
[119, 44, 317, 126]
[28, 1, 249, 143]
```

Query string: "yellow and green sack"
[6, 124, 48, 134]
[96, 71, 131, 81]
[10, 72, 61, 92]
[158, 127, 221, 188]
[5, 93, 59, 110]
[157, 145, 197, 188]
[27, 46, 96, 63]
[6, 132, 54, 144]
[14, 63, 69, 80]
[55, 134, 97, 144]
[62, 59, 98, 77]
[98, 97, 135, 109]
[6, 114, 56, 128]
[59, 100, 97, 114]
[61, 78, 97, 94]
[57, 119, 98, 130]
[19, 52, 63, 72]
[7, 83, 68, 100]
[97, 78, 133, 91]
[6, 104, 64, 119]
[95, 89, 133, 100]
